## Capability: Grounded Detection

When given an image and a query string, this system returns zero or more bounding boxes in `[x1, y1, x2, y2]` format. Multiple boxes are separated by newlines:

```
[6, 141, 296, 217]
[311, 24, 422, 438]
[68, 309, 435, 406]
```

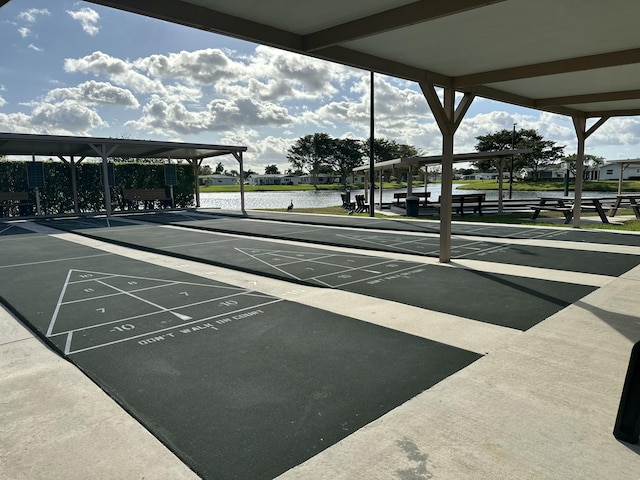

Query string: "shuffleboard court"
[200, 208, 640, 245]
[0, 225, 480, 479]
[48, 212, 640, 277]
[36, 217, 597, 330]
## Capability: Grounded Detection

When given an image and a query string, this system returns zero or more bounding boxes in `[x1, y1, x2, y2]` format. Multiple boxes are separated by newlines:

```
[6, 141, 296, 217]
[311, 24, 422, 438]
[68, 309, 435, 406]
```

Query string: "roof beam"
[303, 0, 506, 52]
[86, 0, 303, 50]
[587, 108, 640, 118]
[535, 89, 640, 108]
[454, 48, 640, 87]
[0, 1, 11, 8]
[468, 85, 579, 116]
[316, 46, 452, 87]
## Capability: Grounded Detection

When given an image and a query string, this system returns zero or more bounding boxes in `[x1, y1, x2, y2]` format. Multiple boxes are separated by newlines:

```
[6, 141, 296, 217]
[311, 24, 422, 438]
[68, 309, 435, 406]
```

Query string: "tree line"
[473, 128, 603, 179]
[275, 129, 602, 184]
[285, 133, 419, 187]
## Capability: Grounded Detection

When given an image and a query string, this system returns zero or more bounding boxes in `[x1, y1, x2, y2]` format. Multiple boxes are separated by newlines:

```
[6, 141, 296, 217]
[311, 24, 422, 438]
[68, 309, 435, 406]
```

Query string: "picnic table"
[608, 193, 640, 219]
[530, 196, 614, 224]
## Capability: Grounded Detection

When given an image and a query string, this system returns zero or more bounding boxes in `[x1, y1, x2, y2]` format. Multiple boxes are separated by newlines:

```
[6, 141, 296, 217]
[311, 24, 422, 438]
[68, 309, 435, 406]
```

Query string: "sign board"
[26, 162, 45, 188]
[164, 164, 178, 186]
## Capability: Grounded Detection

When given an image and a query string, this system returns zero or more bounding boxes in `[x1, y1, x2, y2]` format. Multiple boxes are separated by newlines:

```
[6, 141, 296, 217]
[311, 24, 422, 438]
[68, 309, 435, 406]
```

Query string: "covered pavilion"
[3, 0, 640, 261]
[0, 132, 248, 214]
[353, 148, 532, 210]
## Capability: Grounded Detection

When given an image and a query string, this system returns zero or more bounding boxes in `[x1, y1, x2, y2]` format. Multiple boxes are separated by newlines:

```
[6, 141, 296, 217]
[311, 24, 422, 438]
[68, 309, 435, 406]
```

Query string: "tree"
[331, 138, 364, 187]
[474, 128, 565, 180]
[562, 153, 604, 176]
[200, 165, 213, 175]
[264, 164, 280, 174]
[214, 162, 224, 174]
[362, 138, 419, 183]
[286, 133, 333, 184]
[362, 137, 419, 162]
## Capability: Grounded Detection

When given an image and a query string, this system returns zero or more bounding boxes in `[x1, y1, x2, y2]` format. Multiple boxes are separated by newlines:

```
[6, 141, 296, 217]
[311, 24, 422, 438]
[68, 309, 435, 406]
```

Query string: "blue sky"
[1, 0, 639, 173]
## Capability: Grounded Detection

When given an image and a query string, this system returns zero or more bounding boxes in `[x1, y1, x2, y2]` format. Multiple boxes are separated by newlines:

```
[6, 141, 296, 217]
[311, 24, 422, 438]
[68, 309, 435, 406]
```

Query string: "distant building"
[247, 174, 300, 186]
[461, 172, 510, 180]
[298, 173, 340, 185]
[586, 160, 640, 181]
[199, 174, 238, 186]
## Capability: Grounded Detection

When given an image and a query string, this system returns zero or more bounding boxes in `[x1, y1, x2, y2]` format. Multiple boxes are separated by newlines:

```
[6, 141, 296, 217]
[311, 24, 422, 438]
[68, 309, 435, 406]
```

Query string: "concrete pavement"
[2, 214, 640, 479]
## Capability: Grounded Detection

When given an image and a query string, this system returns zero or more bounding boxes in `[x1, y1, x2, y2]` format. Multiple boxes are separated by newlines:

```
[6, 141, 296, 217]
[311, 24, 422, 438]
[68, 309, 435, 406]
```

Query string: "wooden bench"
[394, 191, 431, 206]
[0, 191, 33, 217]
[122, 188, 171, 210]
[438, 193, 485, 215]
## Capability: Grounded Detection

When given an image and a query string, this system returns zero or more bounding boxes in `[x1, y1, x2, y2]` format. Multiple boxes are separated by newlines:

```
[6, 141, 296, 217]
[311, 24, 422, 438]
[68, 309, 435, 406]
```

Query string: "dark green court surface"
[40, 212, 640, 277]
[202, 208, 640, 245]
[0, 225, 480, 479]
[36, 217, 597, 330]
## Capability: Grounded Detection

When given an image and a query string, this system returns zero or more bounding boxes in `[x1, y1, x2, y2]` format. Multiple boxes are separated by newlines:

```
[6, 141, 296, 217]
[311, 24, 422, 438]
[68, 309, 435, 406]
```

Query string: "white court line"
[66, 298, 284, 355]
[0, 253, 112, 270]
[47, 269, 74, 336]
[50, 290, 273, 337]
[59, 281, 182, 306]
[0, 224, 17, 235]
[94, 279, 194, 321]
[236, 247, 410, 284]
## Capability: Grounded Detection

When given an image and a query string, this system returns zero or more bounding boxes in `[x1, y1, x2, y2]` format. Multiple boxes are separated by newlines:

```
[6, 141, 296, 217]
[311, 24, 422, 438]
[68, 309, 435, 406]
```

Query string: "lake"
[198, 185, 609, 210]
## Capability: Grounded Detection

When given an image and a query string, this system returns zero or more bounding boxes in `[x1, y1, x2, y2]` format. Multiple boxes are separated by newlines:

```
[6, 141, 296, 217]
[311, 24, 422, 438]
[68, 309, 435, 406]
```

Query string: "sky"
[1, 0, 639, 174]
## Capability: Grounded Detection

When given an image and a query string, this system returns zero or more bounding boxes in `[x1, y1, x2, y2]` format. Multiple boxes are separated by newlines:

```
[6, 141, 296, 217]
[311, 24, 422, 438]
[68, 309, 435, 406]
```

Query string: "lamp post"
[564, 159, 571, 196]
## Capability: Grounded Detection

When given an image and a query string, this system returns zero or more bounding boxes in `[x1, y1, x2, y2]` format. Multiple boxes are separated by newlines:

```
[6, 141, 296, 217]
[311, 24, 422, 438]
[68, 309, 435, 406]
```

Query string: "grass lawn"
[455, 179, 640, 192]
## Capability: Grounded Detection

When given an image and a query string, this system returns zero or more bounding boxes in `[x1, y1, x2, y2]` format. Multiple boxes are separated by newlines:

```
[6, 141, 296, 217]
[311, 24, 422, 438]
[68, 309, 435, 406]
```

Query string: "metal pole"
[509, 123, 516, 199]
[369, 71, 375, 217]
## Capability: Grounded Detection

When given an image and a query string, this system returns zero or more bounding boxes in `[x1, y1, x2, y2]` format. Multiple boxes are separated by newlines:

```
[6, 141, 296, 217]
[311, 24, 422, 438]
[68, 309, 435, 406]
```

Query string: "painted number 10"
[111, 324, 135, 333]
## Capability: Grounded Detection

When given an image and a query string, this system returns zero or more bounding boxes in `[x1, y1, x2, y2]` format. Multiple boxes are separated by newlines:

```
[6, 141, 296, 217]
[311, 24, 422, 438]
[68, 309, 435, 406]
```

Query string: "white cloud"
[30, 100, 108, 134]
[135, 48, 242, 85]
[64, 51, 164, 95]
[18, 27, 30, 38]
[67, 7, 100, 36]
[590, 117, 640, 147]
[44, 81, 140, 108]
[27, 44, 42, 52]
[21, 42, 640, 166]
[0, 112, 35, 133]
[124, 94, 290, 136]
[0, 95, 6, 108]
[17, 8, 50, 23]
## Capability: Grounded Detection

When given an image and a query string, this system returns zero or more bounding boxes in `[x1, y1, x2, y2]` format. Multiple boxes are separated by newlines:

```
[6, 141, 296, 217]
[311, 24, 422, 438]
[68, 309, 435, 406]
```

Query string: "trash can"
[406, 195, 419, 217]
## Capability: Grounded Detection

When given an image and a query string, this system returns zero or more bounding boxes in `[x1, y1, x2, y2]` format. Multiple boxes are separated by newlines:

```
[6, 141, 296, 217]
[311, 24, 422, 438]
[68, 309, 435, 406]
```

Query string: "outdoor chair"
[355, 194, 370, 213]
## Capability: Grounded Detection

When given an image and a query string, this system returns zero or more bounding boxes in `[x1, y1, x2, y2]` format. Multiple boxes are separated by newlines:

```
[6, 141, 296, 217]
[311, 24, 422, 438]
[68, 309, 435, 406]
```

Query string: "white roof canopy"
[353, 149, 532, 172]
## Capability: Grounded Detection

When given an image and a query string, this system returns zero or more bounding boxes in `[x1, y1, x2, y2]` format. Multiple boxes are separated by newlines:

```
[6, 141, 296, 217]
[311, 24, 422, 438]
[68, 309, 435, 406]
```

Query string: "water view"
[198, 185, 601, 210]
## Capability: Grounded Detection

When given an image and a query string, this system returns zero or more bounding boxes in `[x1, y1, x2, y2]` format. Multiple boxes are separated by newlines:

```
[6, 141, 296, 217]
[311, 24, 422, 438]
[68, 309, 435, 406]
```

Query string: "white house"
[461, 172, 510, 180]
[247, 174, 300, 186]
[198, 174, 238, 186]
[589, 160, 640, 181]
[298, 173, 340, 184]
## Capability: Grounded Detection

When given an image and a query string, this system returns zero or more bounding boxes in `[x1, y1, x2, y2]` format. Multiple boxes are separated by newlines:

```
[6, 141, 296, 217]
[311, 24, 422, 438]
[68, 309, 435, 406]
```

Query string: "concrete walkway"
[2, 216, 640, 479]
